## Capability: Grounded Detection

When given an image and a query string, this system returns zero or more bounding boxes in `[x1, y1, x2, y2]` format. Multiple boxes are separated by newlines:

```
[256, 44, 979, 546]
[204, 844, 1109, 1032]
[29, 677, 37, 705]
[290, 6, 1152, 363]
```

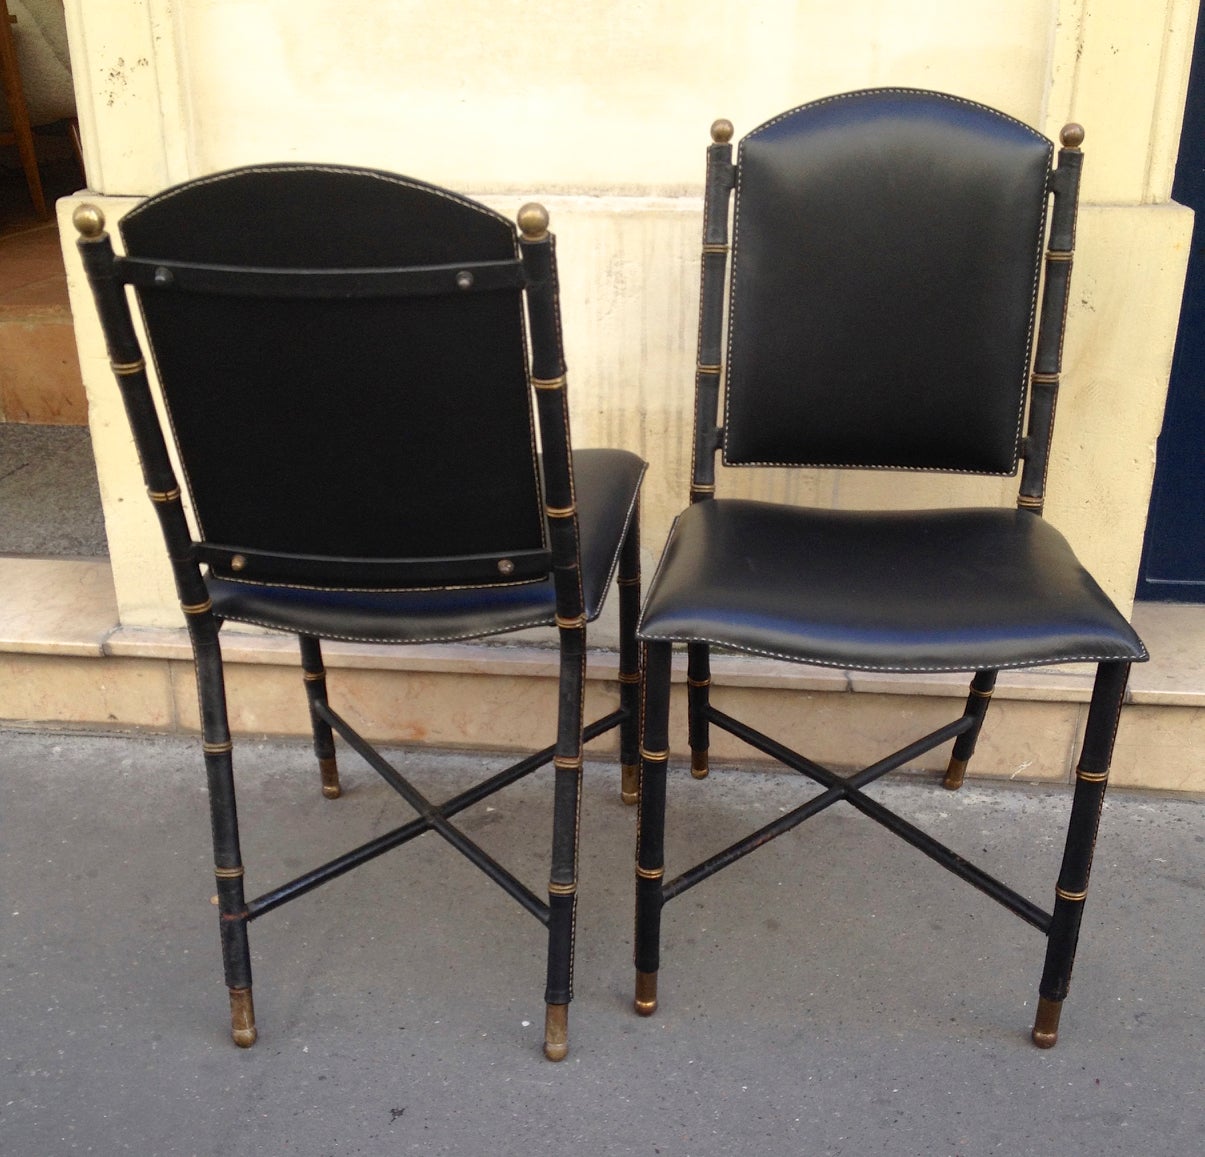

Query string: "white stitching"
[636, 506, 1150, 672]
[723, 88, 1052, 474]
[212, 611, 559, 647]
[121, 163, 513, 228]
[633, 629, 1147, 674]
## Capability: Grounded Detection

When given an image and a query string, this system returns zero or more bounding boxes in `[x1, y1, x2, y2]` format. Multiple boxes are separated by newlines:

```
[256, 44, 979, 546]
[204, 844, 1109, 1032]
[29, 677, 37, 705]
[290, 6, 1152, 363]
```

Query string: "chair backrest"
[109, 164, 554, 590]
[694, 89, 1081, 495]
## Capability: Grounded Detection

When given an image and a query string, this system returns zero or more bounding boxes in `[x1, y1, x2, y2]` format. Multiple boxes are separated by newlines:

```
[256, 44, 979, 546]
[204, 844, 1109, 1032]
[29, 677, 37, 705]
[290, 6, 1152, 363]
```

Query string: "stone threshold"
[2, 556, 1202, 792]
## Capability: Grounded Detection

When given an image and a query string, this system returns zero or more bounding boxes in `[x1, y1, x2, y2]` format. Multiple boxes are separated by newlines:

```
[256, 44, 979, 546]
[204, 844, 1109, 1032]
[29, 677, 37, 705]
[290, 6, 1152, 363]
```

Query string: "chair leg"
[193, 625, 257, 1047]
[0, 10, 47, 218]
[617, 509, 642, 804]
[944, 669, 998, 789]
[1032, 660, 1130, 1048]
[543, 621, 587, 1060]
[634, 640, 672, 1016]
[687, 642, 711, 778]
[299, 635, 341, 799]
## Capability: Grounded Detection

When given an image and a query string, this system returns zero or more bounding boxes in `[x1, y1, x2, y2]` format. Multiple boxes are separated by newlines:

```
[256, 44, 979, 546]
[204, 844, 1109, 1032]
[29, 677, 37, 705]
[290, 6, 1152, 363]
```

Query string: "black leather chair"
[632, 89, 1147, 1047]
[73, 165, 644, 1061]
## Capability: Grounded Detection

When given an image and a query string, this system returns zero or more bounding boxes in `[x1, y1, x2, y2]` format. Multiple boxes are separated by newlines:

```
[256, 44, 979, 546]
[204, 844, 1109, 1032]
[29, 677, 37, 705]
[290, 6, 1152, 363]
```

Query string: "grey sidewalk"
[2, 728, 1201, 1156]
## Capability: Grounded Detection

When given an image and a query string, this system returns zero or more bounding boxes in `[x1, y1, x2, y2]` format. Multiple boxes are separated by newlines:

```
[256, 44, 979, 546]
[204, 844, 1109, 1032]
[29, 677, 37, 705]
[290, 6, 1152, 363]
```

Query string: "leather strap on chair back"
[118, 165, 547, 589]
[723, 89, 1053, 475]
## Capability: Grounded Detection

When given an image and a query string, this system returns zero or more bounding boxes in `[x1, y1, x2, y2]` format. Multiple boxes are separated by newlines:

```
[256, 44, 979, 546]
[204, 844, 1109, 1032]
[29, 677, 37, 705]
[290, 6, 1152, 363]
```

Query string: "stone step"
[1, 556, 1200, 794]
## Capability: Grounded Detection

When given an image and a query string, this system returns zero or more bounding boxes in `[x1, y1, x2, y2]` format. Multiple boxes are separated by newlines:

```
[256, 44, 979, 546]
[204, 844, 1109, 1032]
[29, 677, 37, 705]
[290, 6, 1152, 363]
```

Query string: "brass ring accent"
[970, 686, 994, 699]
[147, 487, 181, 503]
[555, 614, 586, 629]
[553, 755, 583, 770]
[697, 363, 722, 373]
[1076, 768, 1109, 782]
[203, 740, 233, 754]
[1055, 886, 1087, 902]
[302, 670, 327, 682]
[110, 358, 146, 376]
[1046, 250, 1074, 262]
[181, 599, 213, 615]
[1031, 372, 1061, 384]
[214, 865, 245, 879]
[690, 483, 716, 494]
[617, 576, 641, 587]
[532, 375, 567, 390]
[701, 244, 729, 254]
[635, 864, 665, 880]
[545, 504, 577, 518]
[617, 672, 640, 685]
[1016, 495, 1043, 509]
[640, 747, 669, 762]
[687, 676, 711, 688]
[547, 881, 577, 896]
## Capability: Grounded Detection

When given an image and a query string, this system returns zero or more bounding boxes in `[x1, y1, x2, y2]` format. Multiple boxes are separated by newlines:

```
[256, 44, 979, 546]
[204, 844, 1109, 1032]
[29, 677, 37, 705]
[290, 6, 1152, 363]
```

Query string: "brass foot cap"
[621, 764, 638, 806]
[232, 1024, 259, 1048]
[634, 970, 658, 1016]
[690, 750, 709, 779]
[543, 1003, 568, 1061]
[319, 758, 341, 798]
[943, 757, 968, 791]
[1031, 996, 1061, 1048]
[229, 988, 257, 1048]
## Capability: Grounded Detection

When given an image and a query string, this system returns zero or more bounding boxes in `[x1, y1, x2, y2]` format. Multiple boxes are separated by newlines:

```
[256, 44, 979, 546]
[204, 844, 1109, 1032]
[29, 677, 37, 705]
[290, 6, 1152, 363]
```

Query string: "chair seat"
[638, 499, 1147, 673]
[209, 449, 645, 643]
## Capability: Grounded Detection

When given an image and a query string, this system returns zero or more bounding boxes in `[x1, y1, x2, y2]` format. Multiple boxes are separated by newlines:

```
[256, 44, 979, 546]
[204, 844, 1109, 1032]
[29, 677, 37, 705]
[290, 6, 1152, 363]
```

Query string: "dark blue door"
[1138, 4, 1205, 602]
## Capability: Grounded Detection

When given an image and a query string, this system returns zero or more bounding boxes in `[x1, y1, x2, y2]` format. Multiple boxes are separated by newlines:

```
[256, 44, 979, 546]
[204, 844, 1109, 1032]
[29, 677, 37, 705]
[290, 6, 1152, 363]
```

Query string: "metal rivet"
[231, 554, 247, 572]
[456, 270, 474, 290]
[154, 266, 174, 286]
[497, 558, 515, 575]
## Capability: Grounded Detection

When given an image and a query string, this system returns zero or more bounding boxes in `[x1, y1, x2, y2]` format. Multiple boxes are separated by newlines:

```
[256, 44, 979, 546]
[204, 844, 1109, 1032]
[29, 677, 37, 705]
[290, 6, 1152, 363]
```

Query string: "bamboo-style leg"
[544, 620, 586, 1060]
[944, 670, 998, 789]
[617, 509, 642, 804]
[191, 616, 257, 1047]
[1032, 660, 1129, 1048]
[687, 642, 711, 778]
[634, 640, 672, 1016]
[299, 634, 341, 799]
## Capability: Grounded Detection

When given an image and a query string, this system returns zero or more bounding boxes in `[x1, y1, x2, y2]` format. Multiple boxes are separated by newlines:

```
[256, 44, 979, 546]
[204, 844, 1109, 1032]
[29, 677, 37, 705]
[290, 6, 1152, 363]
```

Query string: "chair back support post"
[691, 122, 736, 502]
[1019, 125, 1085, 513]
[518, 209, 585, 626]
[74, 209, 210, 618]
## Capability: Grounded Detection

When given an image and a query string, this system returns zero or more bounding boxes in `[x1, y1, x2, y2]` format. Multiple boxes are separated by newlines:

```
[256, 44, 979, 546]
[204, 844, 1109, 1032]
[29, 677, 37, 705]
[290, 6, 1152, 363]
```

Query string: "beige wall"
[60, 0, 1196, 634]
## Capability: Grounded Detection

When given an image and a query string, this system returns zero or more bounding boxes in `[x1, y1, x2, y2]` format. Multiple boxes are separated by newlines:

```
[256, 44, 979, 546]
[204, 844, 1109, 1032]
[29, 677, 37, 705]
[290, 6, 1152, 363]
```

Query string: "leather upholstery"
[209, 449, 645, 643]
[120, 165, 545, 584]
[639, 499, 1146, 672]
[724, 90, 1052, 474]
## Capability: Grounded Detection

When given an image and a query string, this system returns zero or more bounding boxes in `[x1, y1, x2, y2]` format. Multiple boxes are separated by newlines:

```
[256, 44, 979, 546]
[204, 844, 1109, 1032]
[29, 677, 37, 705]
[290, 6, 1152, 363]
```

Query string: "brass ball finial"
[73, 203, 106, 239]
[517, 202, 549, 241]
[711, 119, 734, 144]
[1060, 122, 1085, 149]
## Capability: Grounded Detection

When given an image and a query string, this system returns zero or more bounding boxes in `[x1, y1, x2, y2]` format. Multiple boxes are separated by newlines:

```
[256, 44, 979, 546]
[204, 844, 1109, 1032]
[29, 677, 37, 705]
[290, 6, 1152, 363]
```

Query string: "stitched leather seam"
[632, 629, 1147, 673]
[210, 572, 548, 595]
[121, 164, 548, 559]
[122, 164, 516, 230]
[742, 89, 1050, 146]
[724, 88, 1051, 476]
[212, 612, 561, 646]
